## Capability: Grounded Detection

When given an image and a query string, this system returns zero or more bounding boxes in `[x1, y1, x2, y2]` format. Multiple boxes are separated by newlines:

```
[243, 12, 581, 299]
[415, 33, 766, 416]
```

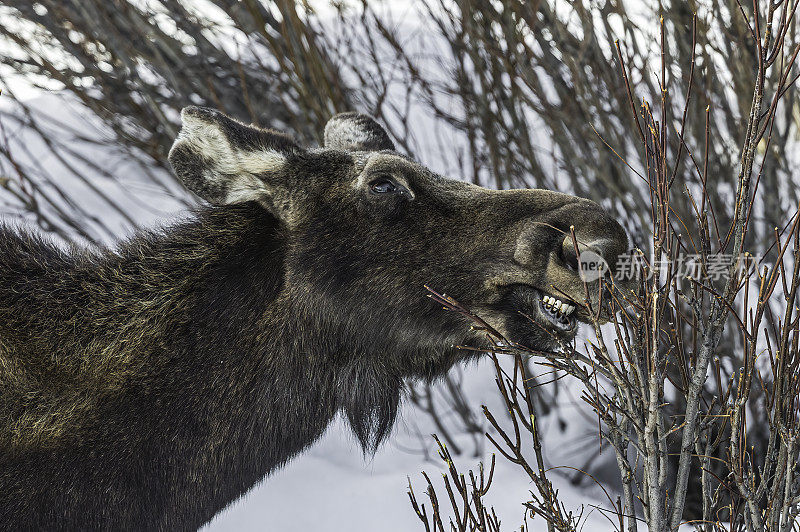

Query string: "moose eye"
[369, 177, 398, 194]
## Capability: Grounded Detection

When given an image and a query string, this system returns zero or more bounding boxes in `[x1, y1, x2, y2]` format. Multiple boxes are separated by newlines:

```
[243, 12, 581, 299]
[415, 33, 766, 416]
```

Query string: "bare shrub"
[407, 1, 800, 530]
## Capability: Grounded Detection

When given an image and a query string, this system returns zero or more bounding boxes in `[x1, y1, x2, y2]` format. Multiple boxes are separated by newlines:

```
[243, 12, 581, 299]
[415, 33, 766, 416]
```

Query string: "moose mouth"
[524, 289, 579, 339]
[537, 292, 578, 332]
[499, 284, 580, 342]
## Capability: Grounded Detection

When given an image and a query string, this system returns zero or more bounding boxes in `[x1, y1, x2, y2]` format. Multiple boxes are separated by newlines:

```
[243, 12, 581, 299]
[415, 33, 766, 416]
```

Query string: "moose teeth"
[542, 295, 576, 319]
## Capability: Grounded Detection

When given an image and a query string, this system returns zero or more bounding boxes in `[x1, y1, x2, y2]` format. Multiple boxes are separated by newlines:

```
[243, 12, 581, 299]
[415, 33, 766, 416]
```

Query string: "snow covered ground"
[204, 358, 619, 532]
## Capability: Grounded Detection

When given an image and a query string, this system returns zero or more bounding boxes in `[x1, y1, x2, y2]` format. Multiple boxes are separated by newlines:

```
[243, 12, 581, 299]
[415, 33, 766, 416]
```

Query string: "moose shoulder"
[0, 108, 628, 530]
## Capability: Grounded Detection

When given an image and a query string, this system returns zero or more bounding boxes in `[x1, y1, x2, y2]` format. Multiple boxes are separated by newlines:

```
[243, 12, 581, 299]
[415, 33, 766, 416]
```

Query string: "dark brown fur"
[0, 108, 628, 530]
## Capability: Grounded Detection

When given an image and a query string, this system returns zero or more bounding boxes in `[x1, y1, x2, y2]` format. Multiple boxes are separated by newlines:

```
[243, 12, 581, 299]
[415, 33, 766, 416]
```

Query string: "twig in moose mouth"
[424, 284, 512, 347]
[424, 285, 579, 357]
[423, 285, 623, 388]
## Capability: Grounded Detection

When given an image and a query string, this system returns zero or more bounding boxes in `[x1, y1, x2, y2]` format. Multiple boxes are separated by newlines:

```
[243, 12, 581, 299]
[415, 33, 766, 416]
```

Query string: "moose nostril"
[561, 235, 619, 273]
[560, 236, 580, 271]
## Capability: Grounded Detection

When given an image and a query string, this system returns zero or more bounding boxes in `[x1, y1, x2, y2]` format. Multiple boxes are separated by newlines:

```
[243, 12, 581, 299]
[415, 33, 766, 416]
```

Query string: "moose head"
[170, 106, 629, 369]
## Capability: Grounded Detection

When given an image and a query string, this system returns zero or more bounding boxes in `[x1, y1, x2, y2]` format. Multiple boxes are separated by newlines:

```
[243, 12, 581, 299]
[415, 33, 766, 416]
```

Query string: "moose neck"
[101, 204, 346, 526]
[1, 203, 392, 529]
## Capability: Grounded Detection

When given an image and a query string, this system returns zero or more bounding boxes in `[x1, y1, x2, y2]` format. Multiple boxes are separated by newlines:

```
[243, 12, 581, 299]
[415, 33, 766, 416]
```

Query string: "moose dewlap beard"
[335, 359, 402, 453]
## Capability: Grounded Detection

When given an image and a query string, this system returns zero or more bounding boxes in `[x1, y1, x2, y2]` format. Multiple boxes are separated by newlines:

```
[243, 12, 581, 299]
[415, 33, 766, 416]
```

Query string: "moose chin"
[0, 107, 629, 530]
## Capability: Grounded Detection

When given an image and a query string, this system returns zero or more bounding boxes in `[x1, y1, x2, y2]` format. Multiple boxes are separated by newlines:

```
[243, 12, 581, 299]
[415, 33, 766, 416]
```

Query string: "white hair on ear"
[177, 116, 227, 162]
[237, 150, 287, 175]
[223, 173, 271, 204]
[324, 120, 373, 149]
[178, 113, 287, 176]
[324, 112, 395, 152]
[174, 111, 287, 204]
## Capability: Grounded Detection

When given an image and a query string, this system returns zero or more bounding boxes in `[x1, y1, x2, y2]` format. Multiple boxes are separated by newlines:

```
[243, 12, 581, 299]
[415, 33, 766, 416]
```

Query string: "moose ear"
[324, 112, 395, 152]
[168, 106, 300, 205]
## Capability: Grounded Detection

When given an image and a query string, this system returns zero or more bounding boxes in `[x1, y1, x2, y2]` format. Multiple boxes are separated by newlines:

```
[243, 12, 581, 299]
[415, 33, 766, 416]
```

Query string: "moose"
[0, 108, 628, 530]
